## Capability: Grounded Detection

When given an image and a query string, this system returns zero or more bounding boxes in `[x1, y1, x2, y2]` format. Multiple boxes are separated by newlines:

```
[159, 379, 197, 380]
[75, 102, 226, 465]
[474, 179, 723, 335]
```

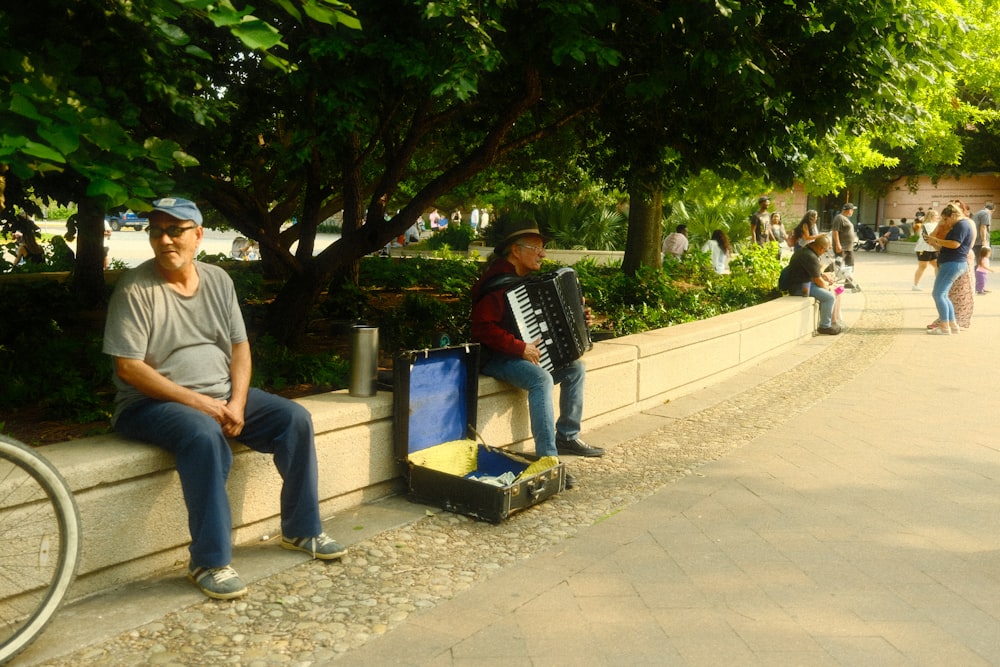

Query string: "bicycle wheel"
[0, 435, 81, 664]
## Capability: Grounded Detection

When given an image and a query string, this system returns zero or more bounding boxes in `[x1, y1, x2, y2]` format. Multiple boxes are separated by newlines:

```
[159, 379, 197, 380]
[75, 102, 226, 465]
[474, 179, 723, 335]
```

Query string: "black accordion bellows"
[505, 267, 592, 372]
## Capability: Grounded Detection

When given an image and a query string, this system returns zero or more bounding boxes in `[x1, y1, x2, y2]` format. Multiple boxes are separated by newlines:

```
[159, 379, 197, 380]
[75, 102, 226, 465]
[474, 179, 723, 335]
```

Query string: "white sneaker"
[912, 285, 922, 291]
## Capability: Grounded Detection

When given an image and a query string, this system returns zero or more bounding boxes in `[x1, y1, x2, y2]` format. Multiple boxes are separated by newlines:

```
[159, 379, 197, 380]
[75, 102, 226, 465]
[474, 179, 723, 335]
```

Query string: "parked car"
[105, 210, 149, 231]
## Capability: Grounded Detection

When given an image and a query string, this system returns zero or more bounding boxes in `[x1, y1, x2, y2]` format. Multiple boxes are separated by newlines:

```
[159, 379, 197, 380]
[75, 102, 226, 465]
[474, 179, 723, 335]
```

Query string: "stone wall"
[30, 296, 816, 601]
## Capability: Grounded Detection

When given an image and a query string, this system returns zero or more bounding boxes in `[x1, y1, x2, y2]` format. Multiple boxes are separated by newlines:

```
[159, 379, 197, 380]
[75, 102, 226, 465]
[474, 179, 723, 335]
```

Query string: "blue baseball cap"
[151, 197, 203, 226]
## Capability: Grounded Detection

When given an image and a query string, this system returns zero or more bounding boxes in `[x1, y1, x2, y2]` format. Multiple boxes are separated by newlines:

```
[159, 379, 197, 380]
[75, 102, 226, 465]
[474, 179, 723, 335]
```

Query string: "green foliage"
[45, 203, 77, 220]
[375, 291, 470, 351]
[357, 256, 480, 292]
[323, 281, 368, 322]
[664, 171, 769, 246]
[195, 259, 266, 302]
[0, 234, 76, 273]
[425, 224, 477, 251]
[0, 281, 113, 423]
[533, 199, 627, 251]
[0, 260, 324, 428]
[318, 218, 342, 234]
[0, 0, 357, 194]
[250, 336, 349, 392]
[0, 244, 786, 435]
[351, 256, 479, 349]
[575, 243, 781, 336]
[483, 198, 627, 251]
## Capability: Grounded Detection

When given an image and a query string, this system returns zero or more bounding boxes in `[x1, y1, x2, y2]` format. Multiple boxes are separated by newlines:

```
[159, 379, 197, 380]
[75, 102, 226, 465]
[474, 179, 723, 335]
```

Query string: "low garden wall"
[30, 296, 816, 602]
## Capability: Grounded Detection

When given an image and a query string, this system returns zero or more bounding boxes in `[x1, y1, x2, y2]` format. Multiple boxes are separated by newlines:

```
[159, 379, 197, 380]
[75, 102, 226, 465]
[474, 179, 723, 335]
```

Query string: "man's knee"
[557, 360, 586, 386]
[526, 366, 555, 392]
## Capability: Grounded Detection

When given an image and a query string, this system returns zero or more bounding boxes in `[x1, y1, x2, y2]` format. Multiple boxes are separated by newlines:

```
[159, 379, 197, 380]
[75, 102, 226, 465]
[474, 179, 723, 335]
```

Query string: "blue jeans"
[932, 260, 968, 323]
[796, 282, 835, 328]
[115, 388, 322, 569]
[481, 357, 585, 457]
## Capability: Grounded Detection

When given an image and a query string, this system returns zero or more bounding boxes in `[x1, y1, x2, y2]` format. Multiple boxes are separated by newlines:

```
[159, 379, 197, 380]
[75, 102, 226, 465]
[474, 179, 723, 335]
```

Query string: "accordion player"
[469, 223, 605, 464]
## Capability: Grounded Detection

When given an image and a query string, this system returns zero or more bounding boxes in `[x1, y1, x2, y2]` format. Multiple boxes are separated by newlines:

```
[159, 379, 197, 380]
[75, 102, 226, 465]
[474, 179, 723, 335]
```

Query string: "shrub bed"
[0, 242, 783, 443]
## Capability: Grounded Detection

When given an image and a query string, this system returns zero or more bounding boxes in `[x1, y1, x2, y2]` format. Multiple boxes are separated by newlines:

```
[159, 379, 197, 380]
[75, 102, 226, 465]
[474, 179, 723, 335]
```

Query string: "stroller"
[832, 256, 860, 291]
[820, 244, 861, 292]
[230, 237, 260, 260]
[856, 224, 878, 252]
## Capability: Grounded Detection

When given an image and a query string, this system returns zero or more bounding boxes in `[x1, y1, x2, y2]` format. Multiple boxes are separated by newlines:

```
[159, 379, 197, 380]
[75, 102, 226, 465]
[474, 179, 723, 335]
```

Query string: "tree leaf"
[230, 19, 287, 51]
[20, 139, 66, 163]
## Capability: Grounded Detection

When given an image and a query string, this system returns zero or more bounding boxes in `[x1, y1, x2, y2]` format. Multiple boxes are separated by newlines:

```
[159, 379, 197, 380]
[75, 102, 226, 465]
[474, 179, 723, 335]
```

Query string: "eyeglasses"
[516, 243, 544, 253]
[147, 225, 198, 239]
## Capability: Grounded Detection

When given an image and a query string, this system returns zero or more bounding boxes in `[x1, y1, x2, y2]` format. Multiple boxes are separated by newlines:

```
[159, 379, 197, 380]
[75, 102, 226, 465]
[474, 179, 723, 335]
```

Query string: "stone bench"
[32, 296, 816, 601]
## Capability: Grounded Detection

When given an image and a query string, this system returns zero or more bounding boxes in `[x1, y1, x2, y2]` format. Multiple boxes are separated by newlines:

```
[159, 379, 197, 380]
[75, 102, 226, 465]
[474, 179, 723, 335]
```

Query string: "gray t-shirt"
[103, 260, 248, 422]
[973, 208, 992, 246]
[830, 213, 857, 249]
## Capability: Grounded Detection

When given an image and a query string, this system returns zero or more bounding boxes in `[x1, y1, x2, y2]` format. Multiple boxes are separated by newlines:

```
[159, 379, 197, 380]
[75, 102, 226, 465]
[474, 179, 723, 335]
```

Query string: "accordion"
[505, 267, 592, 372]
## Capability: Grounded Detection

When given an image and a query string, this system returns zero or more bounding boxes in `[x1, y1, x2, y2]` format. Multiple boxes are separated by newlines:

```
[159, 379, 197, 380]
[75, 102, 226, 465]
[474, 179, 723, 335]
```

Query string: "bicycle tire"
[0, 435, 81, 664]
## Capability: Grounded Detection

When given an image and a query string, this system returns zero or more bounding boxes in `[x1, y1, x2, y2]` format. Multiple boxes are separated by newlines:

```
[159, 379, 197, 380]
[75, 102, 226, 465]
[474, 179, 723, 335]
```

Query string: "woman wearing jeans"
[924, 202, 975, 336]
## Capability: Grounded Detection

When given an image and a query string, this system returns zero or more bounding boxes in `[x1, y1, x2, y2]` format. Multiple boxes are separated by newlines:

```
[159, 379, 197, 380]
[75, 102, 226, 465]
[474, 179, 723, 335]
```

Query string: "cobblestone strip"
[45, 293, 902, 666]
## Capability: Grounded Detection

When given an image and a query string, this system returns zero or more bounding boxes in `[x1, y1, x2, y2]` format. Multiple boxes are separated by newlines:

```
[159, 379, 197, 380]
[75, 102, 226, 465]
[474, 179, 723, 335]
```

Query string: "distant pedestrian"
[924, 202, 974, 335]
[912, 209, 939, 291]
[976, 246, 992, 294]
[750, 196, 773, 246]
[831, 203, 859, 291]
[973, 202, 994, 265]
[104, 218, 113, 269]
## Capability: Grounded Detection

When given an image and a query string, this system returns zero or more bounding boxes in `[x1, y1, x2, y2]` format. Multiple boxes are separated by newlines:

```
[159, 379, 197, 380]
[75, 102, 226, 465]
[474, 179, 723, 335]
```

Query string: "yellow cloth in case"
[409, 440, 559, 484]
[409, 439, 479, 477]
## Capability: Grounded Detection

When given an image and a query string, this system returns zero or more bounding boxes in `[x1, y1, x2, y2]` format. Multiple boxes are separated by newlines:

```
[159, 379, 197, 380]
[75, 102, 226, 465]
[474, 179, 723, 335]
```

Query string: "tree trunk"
[622, 181, 663, 276]
[73, 198, 108, 307]
[264, 267, 324, 346]
[335, 132, 365, 287]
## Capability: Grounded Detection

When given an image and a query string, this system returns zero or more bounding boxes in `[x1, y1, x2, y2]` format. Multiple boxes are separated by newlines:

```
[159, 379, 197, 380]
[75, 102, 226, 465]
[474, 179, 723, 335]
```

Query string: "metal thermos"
[349, 325, 379, 397]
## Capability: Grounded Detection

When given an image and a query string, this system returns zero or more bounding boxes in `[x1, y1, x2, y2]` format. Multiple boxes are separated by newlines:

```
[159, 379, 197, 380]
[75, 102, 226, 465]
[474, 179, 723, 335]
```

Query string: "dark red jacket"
[470, 259, 525, 359]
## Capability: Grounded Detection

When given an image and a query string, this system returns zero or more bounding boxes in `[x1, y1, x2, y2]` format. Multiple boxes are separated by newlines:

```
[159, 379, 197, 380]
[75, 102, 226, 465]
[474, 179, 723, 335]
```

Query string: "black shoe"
[556, 438, 605, 457]
[817, 325, 842, 336]
[564, 473, 576, 490]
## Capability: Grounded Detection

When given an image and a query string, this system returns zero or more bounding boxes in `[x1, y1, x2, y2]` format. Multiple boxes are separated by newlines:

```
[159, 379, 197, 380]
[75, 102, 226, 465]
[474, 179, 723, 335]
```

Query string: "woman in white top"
[913, 209, 939, 290]
[701, 229, 732, 274]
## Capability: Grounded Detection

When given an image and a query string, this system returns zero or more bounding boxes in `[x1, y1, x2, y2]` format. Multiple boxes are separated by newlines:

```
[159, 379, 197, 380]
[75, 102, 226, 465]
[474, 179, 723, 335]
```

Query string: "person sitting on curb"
[778, 235, 842, 335]
[470, 220, 604, 491]
[661, 224, 689, 260]
[103, 197, 346, 600]
[876, 220, 902, 252]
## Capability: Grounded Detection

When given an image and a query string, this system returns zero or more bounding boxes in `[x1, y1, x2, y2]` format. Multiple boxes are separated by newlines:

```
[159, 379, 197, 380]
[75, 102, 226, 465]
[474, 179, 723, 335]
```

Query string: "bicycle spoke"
[0, 437, 80, 663]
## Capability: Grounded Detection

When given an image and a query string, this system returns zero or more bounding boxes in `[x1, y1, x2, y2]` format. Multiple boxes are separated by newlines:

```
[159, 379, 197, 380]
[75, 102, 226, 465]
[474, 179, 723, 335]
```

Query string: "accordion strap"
[473, 273, 524, 305]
